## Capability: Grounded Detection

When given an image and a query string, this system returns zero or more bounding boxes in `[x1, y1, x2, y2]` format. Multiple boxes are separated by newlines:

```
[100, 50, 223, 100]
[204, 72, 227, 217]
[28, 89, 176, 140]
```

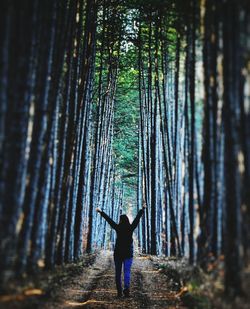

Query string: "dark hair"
[119, 214, 130, 227]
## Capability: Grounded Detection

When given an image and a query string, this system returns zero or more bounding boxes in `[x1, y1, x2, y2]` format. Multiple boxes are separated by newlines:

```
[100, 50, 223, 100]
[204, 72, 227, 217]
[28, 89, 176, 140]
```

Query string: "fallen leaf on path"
[24, 288, 43, 296]
[175, 286, 188, 298]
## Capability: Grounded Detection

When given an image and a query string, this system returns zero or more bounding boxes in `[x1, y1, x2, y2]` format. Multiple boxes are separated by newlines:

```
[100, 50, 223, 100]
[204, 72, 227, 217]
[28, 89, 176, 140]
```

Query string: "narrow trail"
[2, 251, 250, 309]
[41, 252, 186, 309]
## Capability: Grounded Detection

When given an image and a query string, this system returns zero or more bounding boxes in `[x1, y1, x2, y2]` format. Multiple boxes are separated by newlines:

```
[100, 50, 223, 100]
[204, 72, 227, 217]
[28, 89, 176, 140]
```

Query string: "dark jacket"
[100, 209, 145, 260]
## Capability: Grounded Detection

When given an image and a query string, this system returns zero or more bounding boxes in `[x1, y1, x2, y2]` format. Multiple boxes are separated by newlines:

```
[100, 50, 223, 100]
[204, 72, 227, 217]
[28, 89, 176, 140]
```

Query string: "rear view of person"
[96, 206, 146, 298]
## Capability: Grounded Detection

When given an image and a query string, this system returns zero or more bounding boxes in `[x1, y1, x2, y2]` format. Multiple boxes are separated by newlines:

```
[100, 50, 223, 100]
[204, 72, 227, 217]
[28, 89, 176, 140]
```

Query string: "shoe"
[123, 288, 130, 297]
[117, 291, 122, 298]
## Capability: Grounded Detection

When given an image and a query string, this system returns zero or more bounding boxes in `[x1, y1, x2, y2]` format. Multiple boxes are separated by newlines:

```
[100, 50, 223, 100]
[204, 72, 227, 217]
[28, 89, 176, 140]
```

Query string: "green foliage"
[101, 1, 201, 206]
[182, 293, 212, 309]
[113, 46, 139, 193]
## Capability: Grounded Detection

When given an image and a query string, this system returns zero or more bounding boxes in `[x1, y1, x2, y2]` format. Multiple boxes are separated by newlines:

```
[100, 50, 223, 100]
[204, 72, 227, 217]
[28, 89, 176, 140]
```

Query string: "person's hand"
[96, 208, 102, 213]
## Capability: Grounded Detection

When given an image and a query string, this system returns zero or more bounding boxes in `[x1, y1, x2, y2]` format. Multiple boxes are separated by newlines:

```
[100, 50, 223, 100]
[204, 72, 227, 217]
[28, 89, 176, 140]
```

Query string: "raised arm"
[96, 208, 118, 230]
[131, 207, 145, 231]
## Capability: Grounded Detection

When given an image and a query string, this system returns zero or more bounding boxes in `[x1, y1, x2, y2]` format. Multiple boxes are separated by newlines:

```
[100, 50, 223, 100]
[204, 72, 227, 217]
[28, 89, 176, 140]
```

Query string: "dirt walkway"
[39, 251, 185, 309]
[2, 250, 250, 309]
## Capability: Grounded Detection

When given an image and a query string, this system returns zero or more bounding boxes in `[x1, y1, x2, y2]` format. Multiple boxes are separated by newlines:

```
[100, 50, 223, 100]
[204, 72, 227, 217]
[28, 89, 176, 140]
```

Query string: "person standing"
[96, 206, 146, 298]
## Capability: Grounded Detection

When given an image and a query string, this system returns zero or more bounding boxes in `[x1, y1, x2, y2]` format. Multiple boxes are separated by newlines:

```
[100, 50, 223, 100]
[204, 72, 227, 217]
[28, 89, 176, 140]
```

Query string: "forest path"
[2, 252, 250, 309]
[0, 251, 188, 309]
[42, 251, 186, 309]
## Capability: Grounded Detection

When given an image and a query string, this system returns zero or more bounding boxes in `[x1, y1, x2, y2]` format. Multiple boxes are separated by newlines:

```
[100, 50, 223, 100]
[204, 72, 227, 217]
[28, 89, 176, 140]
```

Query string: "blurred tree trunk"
[223, 0, 243, 297]
[0, 0, 39, 282]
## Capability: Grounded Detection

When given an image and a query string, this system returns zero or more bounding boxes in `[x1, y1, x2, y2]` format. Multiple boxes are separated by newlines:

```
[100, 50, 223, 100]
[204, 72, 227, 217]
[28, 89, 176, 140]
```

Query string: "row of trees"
[0, 0, 249, 298]
[0, 0, 125, 288]
[136, 0, 198, 261]
[135, 0, 250, 297]
[201, 0, 250, 296]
